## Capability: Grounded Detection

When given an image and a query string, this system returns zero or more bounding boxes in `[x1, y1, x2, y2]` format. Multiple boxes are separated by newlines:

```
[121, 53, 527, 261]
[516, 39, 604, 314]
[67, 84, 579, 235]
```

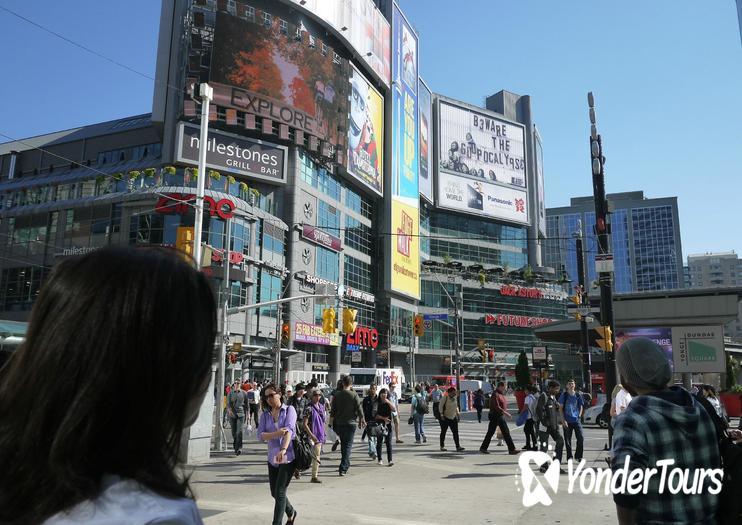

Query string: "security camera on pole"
[587, 92, 617, 404]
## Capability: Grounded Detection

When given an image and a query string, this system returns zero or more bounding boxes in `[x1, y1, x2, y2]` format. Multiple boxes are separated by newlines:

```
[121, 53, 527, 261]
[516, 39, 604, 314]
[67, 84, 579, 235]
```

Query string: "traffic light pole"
[588, 92, 617, 405]
[575, 225, 592, 397]
[193, 83, 212, 268]
[215, 216, 232, 451]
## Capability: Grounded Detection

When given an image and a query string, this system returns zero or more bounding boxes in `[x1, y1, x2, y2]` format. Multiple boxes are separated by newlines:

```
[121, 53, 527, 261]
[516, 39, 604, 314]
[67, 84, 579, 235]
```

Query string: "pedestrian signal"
[594, 325, 613, 352]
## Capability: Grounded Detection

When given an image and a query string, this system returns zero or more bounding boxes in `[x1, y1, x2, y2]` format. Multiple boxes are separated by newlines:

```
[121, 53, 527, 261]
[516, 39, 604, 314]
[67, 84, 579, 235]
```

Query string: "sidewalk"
[191, 412, 616, 524]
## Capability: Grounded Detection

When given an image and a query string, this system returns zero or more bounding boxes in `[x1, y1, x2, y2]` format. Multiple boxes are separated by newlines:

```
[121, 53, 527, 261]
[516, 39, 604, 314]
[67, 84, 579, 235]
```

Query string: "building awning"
[533, 318, 602, 345]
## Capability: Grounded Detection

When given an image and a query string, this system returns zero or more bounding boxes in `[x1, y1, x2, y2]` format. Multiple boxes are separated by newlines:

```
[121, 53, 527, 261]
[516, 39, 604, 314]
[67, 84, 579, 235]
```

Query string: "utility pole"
[574, 220, 592, 396]
[215, 216, 232, 451]
[588, 92, 617, 401]
[455, 287, 463, 408]
[193, 83, 213, 267]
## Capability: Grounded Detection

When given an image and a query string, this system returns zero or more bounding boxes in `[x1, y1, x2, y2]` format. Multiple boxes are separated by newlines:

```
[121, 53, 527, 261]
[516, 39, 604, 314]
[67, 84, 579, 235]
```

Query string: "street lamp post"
[193, 83, 213, 267]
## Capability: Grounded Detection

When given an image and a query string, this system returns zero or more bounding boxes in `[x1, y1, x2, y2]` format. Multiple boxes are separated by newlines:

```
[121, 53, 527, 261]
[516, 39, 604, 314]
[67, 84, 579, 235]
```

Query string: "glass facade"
[632, 206, 680, 290]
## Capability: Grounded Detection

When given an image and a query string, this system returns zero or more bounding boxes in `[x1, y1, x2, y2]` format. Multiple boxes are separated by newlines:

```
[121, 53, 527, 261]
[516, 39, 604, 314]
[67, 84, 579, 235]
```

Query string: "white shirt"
[44, 476, 203, 525]
[614, 389, 633, 416]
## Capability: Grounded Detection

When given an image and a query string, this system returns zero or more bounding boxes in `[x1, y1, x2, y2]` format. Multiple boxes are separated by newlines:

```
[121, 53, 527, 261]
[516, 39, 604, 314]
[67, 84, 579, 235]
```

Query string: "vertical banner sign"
[347, 64, 384, 196]
[418, 80, 433, 202]
[390, 3, 420, 299]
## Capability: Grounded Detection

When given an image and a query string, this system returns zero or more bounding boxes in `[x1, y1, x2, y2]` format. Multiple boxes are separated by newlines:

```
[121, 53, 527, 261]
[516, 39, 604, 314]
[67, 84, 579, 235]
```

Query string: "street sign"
[566, 305, 601, 315]
[532, 346, 547, 363]
[424, 313, 449, 321]
[351, 351, 362, 363]
[423, 320, 432, 330]
[671, 325, 725, 373]
[595, 253, 614, 273]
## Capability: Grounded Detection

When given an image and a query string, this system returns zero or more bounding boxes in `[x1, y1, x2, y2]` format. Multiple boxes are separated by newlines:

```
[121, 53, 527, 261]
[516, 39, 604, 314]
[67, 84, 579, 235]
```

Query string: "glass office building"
[545, 192, 684, 294]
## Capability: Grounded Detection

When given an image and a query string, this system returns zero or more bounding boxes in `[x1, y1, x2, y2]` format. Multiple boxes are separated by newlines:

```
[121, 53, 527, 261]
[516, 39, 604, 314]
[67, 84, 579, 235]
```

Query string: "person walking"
[247, 380, 261, 429]
[361, 383, 379, 458]
[227, 378, 249, 456]
[302, 389, 327, 484]
[329, 379, 343, 452]
[388, 383, 404, 444]
[410, 385, 428, 444]
[330, 375, 365, 476]
[288, 384, 308, 480]
[607, 383, 632, 450]
[611, 338, 720, 525]
[522, 385, 539, 451]
[559, 379, 585, 462]
[257, 384, 299, 525]
[480, 382, 518, 455]
[439, 387, 465, 452]
[534, 380, 565, 473]
[473, 388, 485, 423]
[431, 384, 444, 424]
[374, 388, 396, 466]
[0, 246, 217, 524]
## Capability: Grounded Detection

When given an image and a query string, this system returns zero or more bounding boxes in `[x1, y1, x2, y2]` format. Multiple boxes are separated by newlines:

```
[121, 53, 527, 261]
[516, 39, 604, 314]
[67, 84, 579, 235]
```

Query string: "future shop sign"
[176, 123, 287, 183]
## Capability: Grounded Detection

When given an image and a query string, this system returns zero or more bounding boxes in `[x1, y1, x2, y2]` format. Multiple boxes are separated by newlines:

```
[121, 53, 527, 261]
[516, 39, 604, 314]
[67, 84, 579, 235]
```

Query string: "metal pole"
[215, 216, 231, 451]
[575, 222, 592, 397]
[455, 287, 462, 409]
[193, 83, 213, 267]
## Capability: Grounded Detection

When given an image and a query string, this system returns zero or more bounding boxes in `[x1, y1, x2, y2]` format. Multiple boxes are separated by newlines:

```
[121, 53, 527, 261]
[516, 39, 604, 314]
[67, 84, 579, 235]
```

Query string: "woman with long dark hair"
[374, 388, 395, 466]
[0, 246, 217, 524]
[257, 383, 299, 525]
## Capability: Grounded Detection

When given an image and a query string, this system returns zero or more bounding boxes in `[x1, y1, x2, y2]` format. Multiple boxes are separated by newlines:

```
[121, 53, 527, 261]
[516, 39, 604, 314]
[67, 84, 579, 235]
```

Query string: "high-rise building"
[544, 191, 684, 293]
[686, 251, 742, 338]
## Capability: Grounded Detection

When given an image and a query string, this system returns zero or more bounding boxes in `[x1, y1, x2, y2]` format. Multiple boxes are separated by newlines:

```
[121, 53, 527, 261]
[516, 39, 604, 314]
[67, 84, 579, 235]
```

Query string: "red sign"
[345, 326, 379, 350]
[211, 250, 245, 264]
[301, 224, 342, 252]
[155, 193, 235, 220]
[499, 285, 543, 299]
[484, 313, 554, 328]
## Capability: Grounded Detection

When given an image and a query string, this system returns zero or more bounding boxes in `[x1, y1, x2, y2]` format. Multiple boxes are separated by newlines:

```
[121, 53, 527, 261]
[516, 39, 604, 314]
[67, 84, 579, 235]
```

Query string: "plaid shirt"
[611, 387, 720, 524]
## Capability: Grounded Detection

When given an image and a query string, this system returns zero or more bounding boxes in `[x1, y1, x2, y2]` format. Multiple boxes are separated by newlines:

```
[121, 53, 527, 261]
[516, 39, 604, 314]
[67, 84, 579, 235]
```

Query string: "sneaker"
[310, 477, 322, 484]
[422, 436, 427, 443]
[339, 471, 346, 477]
[440, 447, 448, 452]
[415, 440, 421, 444]
[456, 447, 466, 452]
[388, 462, 394, 467]
[396, 440, 404, 444]
[479, 448, 490, 454]
[377, 459, 382, 465]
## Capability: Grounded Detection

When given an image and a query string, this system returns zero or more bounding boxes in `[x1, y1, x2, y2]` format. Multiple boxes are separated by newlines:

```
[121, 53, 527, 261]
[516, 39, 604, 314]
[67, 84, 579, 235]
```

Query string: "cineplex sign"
[484, 313, 554, 328]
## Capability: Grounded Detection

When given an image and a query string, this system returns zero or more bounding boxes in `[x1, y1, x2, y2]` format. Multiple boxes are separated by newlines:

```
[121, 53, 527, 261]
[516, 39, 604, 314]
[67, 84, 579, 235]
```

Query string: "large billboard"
[209, 3, 349, 152]
[616, 327, 674, 371]
[438, 101, 527, 189]
[347, 65, 384, 196]
[418, 80, 433, 203]
[437, 171, 529, 225]
[534, 126, 546, 236]
[286, 0, 391, 87]
[388, 3, 420, 300]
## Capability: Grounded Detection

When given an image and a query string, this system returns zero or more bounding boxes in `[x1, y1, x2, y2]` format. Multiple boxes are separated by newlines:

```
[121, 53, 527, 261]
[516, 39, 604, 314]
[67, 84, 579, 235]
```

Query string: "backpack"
[415, 394, 429, 415]
[695, 394, 742, 525]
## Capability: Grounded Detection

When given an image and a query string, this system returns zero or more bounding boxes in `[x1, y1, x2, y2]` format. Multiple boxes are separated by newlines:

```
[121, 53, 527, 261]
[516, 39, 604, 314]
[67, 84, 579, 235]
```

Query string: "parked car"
[583, 404, 608, 428]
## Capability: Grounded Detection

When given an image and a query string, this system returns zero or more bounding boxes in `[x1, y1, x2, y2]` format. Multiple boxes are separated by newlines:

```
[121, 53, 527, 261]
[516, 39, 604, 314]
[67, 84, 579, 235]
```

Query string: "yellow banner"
[391, 199, 420, 299]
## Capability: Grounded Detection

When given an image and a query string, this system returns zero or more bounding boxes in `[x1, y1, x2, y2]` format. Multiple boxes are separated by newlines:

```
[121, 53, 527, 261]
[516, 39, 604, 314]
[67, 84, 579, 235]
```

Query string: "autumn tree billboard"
[209, 3, 350, 154]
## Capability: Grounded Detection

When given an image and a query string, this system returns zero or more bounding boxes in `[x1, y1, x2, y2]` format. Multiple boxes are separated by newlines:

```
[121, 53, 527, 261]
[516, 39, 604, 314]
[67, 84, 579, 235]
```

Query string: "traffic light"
[322, 307, 336, 334]
[228, 353, 237, 364]
[594, 325, 613, 352]
[342, 308, 358, 334]
[175, 226, 194, 256]
[280, 323, 290, 346]
[413, 314, 424, 337]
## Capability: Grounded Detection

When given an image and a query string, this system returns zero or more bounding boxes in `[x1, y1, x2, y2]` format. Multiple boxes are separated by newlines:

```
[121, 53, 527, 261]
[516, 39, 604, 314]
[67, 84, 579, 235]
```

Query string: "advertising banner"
[437, 171, 529, 224]
[438, 101, 527, 189]
[534, 126, 546, 236]
[176, 123, 287, 183]
[347, 65, 384, 196]
[209, 4, 349, 150]
[294, 322, 340, 346]
[671, 325, 725, 373]
[301, 224, 342, 252]
[418, 80, 433, 202]
[389, 3, 420, 300]
[616, 327, 674, 370]
[286, 0, 391, 87]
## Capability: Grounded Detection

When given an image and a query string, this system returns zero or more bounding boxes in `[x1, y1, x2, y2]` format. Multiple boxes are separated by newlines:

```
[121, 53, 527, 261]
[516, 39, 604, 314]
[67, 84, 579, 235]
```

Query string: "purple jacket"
[257, 404, 297, 467]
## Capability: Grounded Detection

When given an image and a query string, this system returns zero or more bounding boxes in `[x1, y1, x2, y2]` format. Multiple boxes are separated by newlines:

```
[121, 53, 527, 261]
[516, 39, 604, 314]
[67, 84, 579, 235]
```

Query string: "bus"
[350, 367, 406, 397]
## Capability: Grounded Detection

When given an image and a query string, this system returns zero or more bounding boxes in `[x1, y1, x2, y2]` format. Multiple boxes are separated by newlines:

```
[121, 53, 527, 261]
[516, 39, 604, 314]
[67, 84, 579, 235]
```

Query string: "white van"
[350, 367, 406, 397]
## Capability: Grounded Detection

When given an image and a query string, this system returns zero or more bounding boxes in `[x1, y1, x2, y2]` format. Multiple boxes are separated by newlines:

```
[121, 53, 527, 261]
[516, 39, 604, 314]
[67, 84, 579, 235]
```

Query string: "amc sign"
[155, 193, 235, 220]
[345, 326, 379, 351]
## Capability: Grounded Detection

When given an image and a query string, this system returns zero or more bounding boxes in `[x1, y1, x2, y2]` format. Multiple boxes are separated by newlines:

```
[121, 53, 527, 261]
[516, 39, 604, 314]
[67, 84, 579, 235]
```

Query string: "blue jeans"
[367, 433, 377, 457]
[413, 413, 426, 442]
[335, 424, 356, 473]
[564, 420, 584, 460]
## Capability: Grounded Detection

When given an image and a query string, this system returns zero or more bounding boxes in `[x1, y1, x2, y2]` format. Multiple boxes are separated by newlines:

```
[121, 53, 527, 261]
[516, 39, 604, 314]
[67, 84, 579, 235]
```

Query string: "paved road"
[190, 411, 618, 524]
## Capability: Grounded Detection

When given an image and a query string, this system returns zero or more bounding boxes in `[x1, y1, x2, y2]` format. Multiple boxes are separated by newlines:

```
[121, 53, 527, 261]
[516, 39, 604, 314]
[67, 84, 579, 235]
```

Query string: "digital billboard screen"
[209, 3, 349, 151]
[347, 64, 384, 196]
[438, 100, 527, 189]
[418, 80, 433, 202]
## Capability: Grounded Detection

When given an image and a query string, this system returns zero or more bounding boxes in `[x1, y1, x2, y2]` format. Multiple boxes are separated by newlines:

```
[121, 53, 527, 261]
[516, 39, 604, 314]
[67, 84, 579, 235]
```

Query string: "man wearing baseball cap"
[611, 337, 720, 524]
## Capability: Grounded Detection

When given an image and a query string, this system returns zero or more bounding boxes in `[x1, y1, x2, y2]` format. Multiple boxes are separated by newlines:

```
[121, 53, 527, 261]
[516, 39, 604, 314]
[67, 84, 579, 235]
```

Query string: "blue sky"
[1, 0, 740, 258]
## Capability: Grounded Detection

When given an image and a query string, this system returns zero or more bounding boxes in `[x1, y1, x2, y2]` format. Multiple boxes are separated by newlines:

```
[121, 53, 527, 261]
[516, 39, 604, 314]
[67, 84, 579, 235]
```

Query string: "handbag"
[368, 422, 387, 438]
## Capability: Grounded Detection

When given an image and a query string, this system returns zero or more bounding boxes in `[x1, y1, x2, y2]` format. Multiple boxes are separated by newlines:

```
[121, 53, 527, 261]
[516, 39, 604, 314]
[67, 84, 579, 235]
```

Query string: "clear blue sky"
[1, 0, 740, 258]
